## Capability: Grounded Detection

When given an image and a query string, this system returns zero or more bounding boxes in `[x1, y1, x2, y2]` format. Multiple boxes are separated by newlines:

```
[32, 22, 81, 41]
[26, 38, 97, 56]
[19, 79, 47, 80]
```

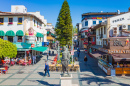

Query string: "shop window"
[18, 18, 22, 23]
[8, 36, 13, 42]
[99, 21, 102, 24]
[9, 18, 13, 23]
[17, 36, 22, 42]
[85, 21, 88, 26]
[0, 18, 3, 23]
[93, 21, 96, 25]
[0, 36, 3, 39]
[104, 27, 106, 34]
[128, 25, 130, 31]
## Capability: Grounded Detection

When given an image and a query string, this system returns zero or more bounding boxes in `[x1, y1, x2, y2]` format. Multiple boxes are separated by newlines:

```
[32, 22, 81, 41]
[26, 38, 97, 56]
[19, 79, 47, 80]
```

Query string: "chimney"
[128, 7, 130, 12]
[117, 10, 120, 14]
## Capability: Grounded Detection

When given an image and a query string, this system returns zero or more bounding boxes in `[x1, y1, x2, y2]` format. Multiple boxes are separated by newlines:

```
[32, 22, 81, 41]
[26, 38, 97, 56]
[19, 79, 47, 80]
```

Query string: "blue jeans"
[45, 70, 50, 76]
[47, 56, 49, 60]
[33, 59, 36, 64]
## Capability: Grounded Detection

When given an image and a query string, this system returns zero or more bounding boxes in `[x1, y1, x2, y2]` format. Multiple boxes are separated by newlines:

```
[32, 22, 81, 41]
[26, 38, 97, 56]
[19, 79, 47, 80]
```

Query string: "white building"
[93, 11, 130, 46]
[0, 5, 48, 57]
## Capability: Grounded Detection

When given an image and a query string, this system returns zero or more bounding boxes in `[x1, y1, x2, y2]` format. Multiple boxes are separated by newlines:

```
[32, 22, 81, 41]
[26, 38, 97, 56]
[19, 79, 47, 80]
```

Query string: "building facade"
[0, 5, 48, 58]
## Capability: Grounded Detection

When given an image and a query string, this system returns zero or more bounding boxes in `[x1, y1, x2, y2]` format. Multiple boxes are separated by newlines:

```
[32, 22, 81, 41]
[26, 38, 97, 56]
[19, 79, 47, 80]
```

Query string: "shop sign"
[31, 44, 35, 47]
[97, 17, 102, 19]
[108, 50, 130, 54]
[113, 39, 129, 47]
[112, 18, 124, 23]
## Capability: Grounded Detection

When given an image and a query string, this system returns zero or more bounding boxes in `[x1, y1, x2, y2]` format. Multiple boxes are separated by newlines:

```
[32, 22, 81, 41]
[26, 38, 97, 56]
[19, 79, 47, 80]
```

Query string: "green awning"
[16, 30, 24, 36]
[5, 30, 15, 36]
[36, 32, 43, 37]
[47, 31, 50, 34]
[32, 47, 48, 52]
[51, 33, 55, 37]
[0, 30, 5, 36]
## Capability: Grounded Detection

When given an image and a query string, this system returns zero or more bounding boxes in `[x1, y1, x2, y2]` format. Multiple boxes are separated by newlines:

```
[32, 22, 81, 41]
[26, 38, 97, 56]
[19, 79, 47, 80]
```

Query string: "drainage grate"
[17, 71, 24, 74]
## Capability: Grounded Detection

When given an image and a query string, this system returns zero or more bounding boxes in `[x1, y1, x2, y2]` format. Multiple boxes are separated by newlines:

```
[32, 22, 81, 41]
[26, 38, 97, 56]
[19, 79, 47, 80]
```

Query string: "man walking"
[44, 60, 50, 77]
[84, 56, 88, 65]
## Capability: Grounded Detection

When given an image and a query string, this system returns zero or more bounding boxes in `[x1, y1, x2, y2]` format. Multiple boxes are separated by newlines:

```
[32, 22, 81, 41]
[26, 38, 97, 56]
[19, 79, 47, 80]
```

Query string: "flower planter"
[0, 22, 4, 25]
[17, 23, 22, 25]
[8, 22, 13, 24]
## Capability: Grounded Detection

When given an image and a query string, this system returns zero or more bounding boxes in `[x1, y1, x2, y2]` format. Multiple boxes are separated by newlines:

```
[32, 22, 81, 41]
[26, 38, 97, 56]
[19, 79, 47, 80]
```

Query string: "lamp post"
[71, 28, 74, 65]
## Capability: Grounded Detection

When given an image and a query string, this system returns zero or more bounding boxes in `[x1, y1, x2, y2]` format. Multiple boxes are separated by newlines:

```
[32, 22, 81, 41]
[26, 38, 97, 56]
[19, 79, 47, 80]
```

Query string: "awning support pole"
[25, 50, 26, 62]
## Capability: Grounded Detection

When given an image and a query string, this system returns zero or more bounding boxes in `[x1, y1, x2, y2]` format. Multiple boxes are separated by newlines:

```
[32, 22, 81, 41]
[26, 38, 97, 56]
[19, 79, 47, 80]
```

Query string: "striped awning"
[0, 30, 5, 36]
[16, 30, 24, 36]
[5, 30, 15, 36]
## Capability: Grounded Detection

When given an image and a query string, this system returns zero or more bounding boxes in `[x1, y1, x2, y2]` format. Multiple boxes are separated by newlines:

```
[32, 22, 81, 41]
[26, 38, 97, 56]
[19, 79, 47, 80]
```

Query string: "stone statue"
[61, 46, 71, 76]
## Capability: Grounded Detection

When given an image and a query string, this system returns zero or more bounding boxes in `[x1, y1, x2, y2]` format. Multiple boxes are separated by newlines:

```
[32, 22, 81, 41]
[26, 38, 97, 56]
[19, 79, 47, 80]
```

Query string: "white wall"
[109, 12, 130, 37]
[11, 5, 27, 13]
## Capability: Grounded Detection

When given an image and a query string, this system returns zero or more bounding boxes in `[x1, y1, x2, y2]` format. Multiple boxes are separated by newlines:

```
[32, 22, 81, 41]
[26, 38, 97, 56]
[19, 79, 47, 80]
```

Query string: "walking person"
[84, 56, 88, 65]
[44, 60, 50, 77]
[47, 53, 49, 60]
[33, 54, 36, 64]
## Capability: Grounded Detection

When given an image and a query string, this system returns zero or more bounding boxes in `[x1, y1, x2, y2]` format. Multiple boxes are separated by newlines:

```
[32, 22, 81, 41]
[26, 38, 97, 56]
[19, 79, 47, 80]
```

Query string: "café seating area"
[49, 64, 79, 71]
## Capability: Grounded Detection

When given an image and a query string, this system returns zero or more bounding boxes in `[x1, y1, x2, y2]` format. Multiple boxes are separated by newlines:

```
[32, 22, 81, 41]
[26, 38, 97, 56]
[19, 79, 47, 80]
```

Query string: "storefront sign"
[113, 39, 129, 47]
[112, 18, 125, 23]
[97, 17, 102, 19]
[108, 50, 130, 54]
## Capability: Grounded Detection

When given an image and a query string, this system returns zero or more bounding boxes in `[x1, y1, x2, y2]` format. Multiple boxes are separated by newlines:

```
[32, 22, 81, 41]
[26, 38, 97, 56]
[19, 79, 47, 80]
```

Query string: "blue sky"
[0, 0, 130, 27]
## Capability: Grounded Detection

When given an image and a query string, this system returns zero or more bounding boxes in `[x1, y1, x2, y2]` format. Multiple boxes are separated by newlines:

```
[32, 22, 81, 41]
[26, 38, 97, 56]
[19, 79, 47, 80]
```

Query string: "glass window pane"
[9, 18, 13, 22]
[8, 36, 13, 42]
[128, 25, 130, 31]
[0, 36, 3, 39]
[18, 18, 22, 23]
[85, 21, 88, 26]
[0, 18, 3, 23]
[93, 21, 96, 25]
[18, 36, 22, 42]
[99, 21, 102, 24]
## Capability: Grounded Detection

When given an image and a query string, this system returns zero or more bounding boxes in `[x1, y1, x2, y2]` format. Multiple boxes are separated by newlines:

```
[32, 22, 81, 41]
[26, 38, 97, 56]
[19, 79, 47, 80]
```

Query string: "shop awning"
[47, 36, 54, 40]
[0, 30, 5, 36]
[16, 30, 24, 36]
[32, 46, 48, 52]
[112, 54, 130, 62]
[36, 32, 43, 37]
[17, 48, 31, 51]
[5, 30, 15, 36]
[90, 51, 107, 58]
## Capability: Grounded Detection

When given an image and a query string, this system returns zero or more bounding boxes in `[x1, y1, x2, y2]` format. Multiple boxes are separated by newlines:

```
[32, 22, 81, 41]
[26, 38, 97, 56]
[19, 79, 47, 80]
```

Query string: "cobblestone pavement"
[0, 49, 130, 86]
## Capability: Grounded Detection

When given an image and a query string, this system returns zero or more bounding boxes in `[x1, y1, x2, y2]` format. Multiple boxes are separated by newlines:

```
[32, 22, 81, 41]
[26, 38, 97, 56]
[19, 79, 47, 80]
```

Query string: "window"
[128, 25, 130, 31]
[93, 21, 96, 25]
[104, 27, 106, 34]
[0, 36, 3, 39]
[9, 18, 13, 23]
[85, 21, 88, 26]
[119, 25, 122, 30]
[99, 21, 102, 24]
[8, 36, 13, 42]
[0, 18, 3, 23]
[37, 37, 40, 41]
[18, 18, 22, 23]
[34, 20, 35, 24]
[17, 36, 22, 42]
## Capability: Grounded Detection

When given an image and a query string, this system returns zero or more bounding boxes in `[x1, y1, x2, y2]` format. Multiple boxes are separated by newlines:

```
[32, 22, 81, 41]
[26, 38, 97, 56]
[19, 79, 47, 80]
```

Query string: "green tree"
[73, 26, 78, 35]
[0, 38, 17, 59]
[55, 0, 73, 46]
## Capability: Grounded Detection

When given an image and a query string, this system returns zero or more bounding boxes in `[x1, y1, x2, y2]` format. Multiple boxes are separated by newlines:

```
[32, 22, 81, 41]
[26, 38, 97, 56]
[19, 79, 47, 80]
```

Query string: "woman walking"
[84, 56, 88, 65]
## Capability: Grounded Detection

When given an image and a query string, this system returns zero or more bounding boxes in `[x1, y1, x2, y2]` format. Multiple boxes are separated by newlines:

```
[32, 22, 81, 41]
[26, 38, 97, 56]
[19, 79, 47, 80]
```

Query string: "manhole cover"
[17, 71, 24, 74]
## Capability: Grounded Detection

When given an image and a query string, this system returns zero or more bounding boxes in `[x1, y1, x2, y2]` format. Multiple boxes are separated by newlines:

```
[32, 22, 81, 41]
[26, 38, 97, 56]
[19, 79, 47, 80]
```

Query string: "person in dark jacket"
[84, 56, 88, 65]
[44, 60, 50, 77]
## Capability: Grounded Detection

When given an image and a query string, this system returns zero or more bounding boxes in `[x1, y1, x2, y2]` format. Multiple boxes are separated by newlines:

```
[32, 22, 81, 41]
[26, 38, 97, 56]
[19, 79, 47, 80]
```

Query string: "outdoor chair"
[2, 66, 8, 74]
[27, 60, 32, 65]
[10, 61, 15, 66]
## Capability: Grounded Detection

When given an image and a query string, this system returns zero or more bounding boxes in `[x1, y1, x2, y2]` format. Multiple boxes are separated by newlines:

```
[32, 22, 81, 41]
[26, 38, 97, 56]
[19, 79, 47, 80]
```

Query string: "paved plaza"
[0, 49, 130, 86]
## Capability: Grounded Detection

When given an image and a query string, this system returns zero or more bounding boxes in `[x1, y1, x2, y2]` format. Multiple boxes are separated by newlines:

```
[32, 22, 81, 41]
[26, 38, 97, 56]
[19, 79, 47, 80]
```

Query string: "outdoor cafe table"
[0, 68, 5, 75]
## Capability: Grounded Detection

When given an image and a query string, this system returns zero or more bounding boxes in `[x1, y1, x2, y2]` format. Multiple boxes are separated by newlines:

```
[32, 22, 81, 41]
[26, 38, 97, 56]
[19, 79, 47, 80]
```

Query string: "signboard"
[71, 50, 74, 55]
[108, 50, 130, 54]
[31, 44, 35, 47]
[97, 17, 102, 19]
[111, 69, 115, 76]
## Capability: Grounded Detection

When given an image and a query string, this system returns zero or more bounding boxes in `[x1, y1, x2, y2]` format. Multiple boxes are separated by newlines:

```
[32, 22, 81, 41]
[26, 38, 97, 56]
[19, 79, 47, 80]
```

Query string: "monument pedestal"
[60, 74, 72, 86]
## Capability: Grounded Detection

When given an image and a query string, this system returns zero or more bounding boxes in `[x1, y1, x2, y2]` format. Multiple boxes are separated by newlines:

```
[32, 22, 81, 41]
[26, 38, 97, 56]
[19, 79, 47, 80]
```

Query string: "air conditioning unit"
[122, 24, 128, 30]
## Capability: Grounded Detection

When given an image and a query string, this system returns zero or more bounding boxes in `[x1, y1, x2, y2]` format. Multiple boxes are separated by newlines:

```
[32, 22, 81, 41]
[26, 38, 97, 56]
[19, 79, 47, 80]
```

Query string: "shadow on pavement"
[36, 80, 60, 86]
